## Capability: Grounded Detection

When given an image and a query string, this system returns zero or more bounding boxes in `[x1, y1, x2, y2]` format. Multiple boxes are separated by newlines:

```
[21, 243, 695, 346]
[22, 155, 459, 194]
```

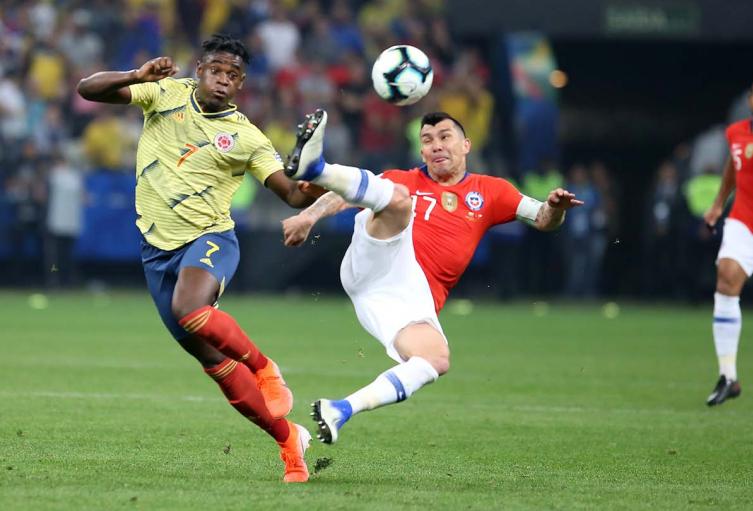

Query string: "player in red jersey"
[282, 110, 582, 443]
[703, 89, 753, 406]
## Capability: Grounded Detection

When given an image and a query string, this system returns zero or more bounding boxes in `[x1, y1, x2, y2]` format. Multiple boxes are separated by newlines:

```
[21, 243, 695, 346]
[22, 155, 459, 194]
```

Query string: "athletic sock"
[713, 292, 741, 381]
[312, 163, 394, 212]
[345, 356, 439, 415]
[180, 306, 269, 372]
[205, 358, 290, 442]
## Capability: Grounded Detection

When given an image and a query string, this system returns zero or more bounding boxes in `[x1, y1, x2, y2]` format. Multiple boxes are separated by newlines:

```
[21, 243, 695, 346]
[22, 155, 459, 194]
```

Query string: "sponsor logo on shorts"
[464, 191, 484, 211]
[746, 143, 753, 159]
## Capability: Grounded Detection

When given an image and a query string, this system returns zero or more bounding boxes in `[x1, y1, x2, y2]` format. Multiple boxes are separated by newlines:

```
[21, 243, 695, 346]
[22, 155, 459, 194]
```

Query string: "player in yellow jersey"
[77, 34, 313, 482]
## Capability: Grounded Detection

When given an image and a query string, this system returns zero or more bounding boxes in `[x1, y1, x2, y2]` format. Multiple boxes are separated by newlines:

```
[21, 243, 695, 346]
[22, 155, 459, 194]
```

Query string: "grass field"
[1, 291, 752, 510]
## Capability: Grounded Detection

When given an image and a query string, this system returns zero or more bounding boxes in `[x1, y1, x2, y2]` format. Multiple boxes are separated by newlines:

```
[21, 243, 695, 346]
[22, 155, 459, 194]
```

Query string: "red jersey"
[726, 119, 753, 231]
[382, 168, 523, 313]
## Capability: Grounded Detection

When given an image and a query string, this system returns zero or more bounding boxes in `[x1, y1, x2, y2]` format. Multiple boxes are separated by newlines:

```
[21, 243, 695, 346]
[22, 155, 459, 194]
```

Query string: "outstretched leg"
[312, 322, 448, 444]
[285, 109, 409, 236]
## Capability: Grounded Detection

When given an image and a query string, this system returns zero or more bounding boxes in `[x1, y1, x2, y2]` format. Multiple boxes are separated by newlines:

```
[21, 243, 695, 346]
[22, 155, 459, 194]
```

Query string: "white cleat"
[284, 109, 328, 180]
[310, 398, 352, 444]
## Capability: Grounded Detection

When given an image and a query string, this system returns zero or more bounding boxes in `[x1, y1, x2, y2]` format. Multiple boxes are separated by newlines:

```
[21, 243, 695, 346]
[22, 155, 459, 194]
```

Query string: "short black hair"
[420, 112, 466, 137]
[201, 33, 250, 64]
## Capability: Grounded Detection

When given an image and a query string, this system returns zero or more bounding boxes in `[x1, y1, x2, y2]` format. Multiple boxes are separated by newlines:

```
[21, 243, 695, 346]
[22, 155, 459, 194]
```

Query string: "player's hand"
[703, 204, 723, 232]
[547, 188, 584, 210]
[282, 213, 316, 247]
[135, 57, 179, 82]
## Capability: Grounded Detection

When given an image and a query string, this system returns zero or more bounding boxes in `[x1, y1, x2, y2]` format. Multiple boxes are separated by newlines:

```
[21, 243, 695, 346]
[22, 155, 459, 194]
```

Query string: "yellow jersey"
[129, 77, 282, 250]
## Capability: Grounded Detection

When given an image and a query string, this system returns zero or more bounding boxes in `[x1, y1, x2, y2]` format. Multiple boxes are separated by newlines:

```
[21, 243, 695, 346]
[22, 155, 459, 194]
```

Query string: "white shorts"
[717, 218, 753, 276]
[340, 209, 445, 362]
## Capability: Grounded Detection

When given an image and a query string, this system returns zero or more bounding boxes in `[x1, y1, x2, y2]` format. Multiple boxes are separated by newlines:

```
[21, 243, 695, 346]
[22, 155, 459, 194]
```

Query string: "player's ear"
[238, 72, 246, 90]
[463, 138, 471, 155]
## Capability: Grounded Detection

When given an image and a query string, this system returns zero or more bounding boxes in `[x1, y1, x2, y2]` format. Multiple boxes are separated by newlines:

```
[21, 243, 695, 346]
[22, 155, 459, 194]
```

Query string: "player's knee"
[716, 278, 739, 296]
[431, 354, 450, 376]
[716, 263, 745, 295]
[423, 344, 450, 375]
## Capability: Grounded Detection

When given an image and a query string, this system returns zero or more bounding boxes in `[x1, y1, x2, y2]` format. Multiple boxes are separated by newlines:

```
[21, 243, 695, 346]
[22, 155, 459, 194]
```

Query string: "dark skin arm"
[265, 171, 325, 208]
[77, 56, 180, 104]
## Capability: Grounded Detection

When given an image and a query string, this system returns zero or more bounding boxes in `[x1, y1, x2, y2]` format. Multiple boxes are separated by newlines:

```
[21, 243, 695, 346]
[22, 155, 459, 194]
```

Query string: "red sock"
[180, 306, 269, 372]
[205, 358, 290, 443]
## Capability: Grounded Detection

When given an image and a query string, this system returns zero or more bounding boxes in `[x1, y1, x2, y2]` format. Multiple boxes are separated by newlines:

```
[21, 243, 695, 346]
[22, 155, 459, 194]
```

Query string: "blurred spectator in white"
[256, 2, 300, 71]
[298, 58, 336, 114]
[57, 9, 104, 69]
[0, 68, 27, 147]
[44, 154, 84, 288]
[28, 0, 58, 41]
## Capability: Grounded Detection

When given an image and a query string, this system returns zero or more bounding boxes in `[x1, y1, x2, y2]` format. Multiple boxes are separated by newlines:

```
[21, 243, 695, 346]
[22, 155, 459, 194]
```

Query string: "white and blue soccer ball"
[371, 45, 433, 106]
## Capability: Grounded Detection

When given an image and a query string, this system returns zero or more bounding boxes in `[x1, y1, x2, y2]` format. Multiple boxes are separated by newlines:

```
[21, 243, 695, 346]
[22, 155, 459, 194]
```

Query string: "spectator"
[643, 160, 683, 297]
[44, 155, 84, 289]
[562, 163, 600, 298]
[255, 3, 300, 71]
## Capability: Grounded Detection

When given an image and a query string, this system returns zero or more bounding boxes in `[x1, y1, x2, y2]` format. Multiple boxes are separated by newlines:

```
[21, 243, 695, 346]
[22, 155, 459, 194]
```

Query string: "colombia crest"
[214, 132, 235, 153]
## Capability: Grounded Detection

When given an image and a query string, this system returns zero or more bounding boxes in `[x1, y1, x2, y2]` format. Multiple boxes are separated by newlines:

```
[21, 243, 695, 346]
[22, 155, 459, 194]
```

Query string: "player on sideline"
[77, 34, 315, 481]
[282, 109, 583, 444]
[703, 86, 753, 406]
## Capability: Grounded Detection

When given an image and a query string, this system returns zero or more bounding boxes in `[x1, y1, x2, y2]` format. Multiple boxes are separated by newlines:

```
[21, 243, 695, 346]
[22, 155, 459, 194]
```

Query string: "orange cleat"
[279, 423, 311, 483]
[256, 359, 293, 419]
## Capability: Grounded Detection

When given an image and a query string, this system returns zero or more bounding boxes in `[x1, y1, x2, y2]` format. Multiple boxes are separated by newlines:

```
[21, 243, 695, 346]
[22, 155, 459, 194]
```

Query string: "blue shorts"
[141, 230, 240, 340]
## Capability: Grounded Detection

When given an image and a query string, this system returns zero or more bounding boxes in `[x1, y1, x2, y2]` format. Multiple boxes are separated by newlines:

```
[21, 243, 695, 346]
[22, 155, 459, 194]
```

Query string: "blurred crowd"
[0, 0, 742, 301]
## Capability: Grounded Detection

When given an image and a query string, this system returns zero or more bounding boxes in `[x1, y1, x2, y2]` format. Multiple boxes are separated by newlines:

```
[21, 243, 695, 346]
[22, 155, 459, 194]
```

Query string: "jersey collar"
[419, 164, 470, 184]
[190, 90, 237, 119]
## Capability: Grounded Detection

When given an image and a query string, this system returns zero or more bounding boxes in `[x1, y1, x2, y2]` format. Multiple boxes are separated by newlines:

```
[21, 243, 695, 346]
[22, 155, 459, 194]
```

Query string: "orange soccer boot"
[279, 423, 311, 483]
[256, 359, 293, 419]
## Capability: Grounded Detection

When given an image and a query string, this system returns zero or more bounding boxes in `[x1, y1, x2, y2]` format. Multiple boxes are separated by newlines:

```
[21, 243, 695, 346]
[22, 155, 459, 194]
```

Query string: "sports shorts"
[717, 218, 753, 277]
[141, 230, 239, 340]
[340, 209, 446, 362]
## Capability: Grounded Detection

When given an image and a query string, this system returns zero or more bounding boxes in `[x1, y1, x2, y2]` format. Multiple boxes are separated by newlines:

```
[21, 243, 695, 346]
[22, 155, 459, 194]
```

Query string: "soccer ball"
[371, 45, 433, 106]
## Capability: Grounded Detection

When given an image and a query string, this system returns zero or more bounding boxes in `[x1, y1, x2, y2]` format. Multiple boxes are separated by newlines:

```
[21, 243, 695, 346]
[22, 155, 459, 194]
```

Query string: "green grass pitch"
[1, 291, 751, 510]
